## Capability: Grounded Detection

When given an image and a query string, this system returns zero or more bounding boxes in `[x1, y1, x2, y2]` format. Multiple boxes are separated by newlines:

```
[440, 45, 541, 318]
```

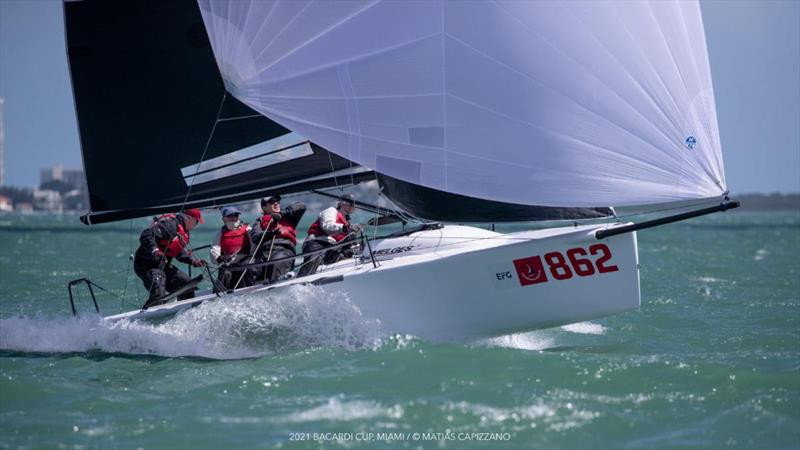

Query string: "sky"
[0, 0, 798, 194]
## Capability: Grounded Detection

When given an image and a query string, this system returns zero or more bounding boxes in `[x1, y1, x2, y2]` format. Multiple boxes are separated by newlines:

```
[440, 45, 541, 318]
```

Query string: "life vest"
[306, 211, 349, 242]
[260, 215, 298, 245]
[154, 213, 190, 258]
[219, 224, 250, 255]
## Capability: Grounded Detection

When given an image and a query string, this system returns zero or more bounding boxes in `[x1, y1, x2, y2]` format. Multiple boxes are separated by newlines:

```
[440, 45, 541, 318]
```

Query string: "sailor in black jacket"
[133, 209, 207, 308]
[250, 195, 306, 283]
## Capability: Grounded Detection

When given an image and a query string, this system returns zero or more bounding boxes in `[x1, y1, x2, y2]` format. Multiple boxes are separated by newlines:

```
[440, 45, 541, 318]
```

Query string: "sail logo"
[513, 256, 548, 286]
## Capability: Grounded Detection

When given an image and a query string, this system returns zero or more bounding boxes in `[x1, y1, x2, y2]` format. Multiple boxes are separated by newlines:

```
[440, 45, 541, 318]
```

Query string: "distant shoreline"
[732, 193, 800, 211]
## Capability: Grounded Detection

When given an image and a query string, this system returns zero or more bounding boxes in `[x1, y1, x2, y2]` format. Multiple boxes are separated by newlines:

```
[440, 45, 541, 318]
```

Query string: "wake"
[0, 285, 383, 359]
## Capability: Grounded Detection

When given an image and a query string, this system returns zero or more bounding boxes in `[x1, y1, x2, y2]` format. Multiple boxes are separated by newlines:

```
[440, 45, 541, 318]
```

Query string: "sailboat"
[64, 0, 738, 342]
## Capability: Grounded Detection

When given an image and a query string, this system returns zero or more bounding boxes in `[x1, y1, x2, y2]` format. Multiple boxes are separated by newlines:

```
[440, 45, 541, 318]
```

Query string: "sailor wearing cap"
[209, 206, 255, 290]
[298, 193, 364, 277]
[133, 208, 207, 308]
[249, 194, 306, 283]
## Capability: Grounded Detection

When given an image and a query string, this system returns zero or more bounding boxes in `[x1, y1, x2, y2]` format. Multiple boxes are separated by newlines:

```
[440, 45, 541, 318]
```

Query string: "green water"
[1, 211, 798, 449]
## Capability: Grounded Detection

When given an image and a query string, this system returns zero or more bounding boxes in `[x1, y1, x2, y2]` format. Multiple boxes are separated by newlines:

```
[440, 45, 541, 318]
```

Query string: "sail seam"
[243, 31, 442, 88]
[252, 1, 315, 65]
[442, 25, 686, 173]
[444, 92, 677, 180]
[558, 2, 685, 163]
[614, 4, 684, 141]
[490, 1, 686, 169]
[250, 0, 381, 83]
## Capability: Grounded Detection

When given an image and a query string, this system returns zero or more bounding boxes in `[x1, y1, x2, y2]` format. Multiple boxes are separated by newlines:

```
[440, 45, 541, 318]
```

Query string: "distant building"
[39, 165, 89, 211]
[33, 189, 63, 213]
[40, 165, 87, 192]
[63, 189, 89, 211]
[0, 195, 12, 212]
[16, 202, 34, 214]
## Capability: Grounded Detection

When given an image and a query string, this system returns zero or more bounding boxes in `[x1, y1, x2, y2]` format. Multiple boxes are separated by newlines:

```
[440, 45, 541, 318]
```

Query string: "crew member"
[298, 193, 363, 277]
[209, 206, 253, 291]
[133, 208, 207, 308]
[250, 195, 306, 283]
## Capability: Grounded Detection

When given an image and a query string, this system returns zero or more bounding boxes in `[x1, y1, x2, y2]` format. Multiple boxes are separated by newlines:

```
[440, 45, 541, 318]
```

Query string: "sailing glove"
[216, 255, 233, 264]
[152, 248, 166, 263]
[192, 259, 207, 268]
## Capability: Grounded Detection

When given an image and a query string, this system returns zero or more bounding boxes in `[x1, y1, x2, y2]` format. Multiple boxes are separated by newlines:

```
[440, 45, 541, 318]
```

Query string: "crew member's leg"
[164, 264, 195, 300]
[324, 235, 355, 265]
[298, 240, 329, 277]
[228, 265, 255, 288]
[134, 259, 168, 307]
[267, 245, 296, 282]
[216, 267, 233, 291]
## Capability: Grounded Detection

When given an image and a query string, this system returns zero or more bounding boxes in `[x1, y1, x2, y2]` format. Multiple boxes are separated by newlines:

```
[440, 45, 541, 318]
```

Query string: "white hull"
[106, 223, 640, 342]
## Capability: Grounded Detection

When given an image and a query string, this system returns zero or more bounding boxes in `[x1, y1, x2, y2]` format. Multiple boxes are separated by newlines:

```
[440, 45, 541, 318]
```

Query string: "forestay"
[199, 0, 726, 208]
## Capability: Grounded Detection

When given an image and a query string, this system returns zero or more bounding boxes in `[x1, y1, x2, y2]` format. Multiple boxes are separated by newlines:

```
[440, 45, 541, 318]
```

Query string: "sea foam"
[0, 285, 383, 359]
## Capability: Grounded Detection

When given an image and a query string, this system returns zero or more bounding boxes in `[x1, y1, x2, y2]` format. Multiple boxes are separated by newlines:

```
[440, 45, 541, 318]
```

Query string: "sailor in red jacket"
[250, 195, 306, 283]
[209, 206, 254, 290]
[133, 208, 207, 308]
[298, 193, 363, 277]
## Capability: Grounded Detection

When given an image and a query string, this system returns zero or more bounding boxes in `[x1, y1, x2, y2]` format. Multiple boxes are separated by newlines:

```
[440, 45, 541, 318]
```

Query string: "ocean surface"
[0, 210, 798, 449]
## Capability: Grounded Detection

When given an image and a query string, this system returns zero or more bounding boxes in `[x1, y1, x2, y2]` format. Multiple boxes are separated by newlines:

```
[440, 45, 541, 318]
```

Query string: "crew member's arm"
[319, 207, 345, 235]
[139, 219, 177, 261]
[209, 229, 222, 263]
[250, 222, 273, 250]
[241, 224, 254, 255]
[281, 202, 306, 228]
[175, 245, 195, 265]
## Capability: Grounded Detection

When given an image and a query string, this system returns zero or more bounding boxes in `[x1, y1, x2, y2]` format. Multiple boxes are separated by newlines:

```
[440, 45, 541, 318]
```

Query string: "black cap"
[261, 195, 281, 205]
[339, 193, 355, 205]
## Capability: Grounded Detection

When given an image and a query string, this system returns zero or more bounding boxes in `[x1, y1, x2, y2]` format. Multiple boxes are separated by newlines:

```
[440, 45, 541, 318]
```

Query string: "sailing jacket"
[136, 213, 196, 265]
[252, 202, 306, 251]
[306, 207, 351, 244]
[209, 222, 252, 264]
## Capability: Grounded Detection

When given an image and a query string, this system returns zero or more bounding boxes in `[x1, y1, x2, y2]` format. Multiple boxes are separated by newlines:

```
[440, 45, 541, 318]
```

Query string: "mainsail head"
[199, 0, 727, 208]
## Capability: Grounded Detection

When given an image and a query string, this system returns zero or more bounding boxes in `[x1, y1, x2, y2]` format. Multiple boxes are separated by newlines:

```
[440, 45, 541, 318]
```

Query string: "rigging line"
[84, 279, 140, 310]
[349, 155, 355, 188]
[326, 151, 342, 192]
[120, 218, 134, 308]
[372, 173, 380, 240]
[604, 197, 726, 223]
[180, 91, 228, 209]
[216, 114, 263, 122]
[164, 91, 228, 295]
[388, 197, 424, 224]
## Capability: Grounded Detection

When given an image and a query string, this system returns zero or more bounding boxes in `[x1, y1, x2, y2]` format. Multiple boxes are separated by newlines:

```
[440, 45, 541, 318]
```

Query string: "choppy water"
[0, 211, 798, 449]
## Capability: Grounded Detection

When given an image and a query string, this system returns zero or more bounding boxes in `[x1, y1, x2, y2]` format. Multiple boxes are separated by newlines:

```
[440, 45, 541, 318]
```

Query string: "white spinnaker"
[198, 0, 726, 207]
